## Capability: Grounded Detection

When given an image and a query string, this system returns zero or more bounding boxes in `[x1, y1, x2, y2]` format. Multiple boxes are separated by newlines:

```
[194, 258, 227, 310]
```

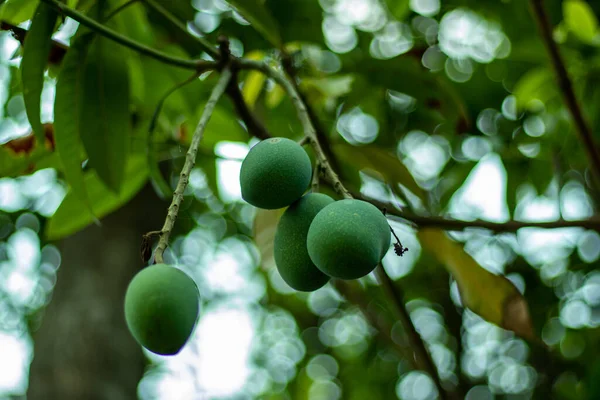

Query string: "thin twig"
[282, 53, 340, 171]
[141, 0, 219, 59]
[40, 0, 217, 71]
[331, 279, 417, 366]
[359, 193, 600, 232]
[529, 0, 600, 186]
[137, 3, 272, 139]
[237, 57, 452, 399]
[154, 67, 233, 263]
[297, 136, 309, 146]
[225, 77, 273, 140]
[374, 265, 449, 399]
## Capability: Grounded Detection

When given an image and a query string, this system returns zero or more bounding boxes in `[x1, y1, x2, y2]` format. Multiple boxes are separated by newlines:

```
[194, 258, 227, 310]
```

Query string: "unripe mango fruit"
[307, 199, 391, 280]
[240, 137, 312, 209]
[274, 193, 334, 291]
[124, 264, 200, 355]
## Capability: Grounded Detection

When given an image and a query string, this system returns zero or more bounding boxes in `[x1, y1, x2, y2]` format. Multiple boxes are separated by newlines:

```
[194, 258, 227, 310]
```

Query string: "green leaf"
[384, 0, 410, 20]
[0, 0, 37, 24]
[227, 0, 282, 47]
[564, 0, 599, 45]
[79, 35, 131, 193]
[418, 228, 535, 340]
[242, 70, 267, 109]
[512, 68, 556, 111]
[45, 155, 149, 241]
[21, 3, 59, 144]
[54, 34, 95, 213]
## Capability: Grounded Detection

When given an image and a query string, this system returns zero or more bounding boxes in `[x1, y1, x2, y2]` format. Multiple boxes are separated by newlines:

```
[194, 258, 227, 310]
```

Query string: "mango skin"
[240, 137, 312, 209]
[274, 193, 334, 291]
[124, 264, 200, 356]
[307, 199, 391, 280]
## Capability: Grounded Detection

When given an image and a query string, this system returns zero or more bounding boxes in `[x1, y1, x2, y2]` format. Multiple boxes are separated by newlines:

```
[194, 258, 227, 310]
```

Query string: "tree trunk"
[28, 184, 167, 400]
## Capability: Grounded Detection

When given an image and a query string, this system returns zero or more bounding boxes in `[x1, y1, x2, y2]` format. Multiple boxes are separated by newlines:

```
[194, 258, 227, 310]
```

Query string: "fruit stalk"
[154, 67, 233, 263]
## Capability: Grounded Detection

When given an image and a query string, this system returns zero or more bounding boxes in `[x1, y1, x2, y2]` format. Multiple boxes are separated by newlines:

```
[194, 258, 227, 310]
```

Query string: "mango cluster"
[124, 264, 200, 355]
[240, 137, 391, 292]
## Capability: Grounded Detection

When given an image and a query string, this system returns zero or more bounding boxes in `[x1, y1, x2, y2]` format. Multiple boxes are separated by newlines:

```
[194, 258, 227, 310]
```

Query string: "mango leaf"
[512, 68, 557, 111]
[0, 0, 37, 24]
[253, 208, 285, 271]
[332, 143, 424, 199]
[45, 155, 149, 241]
[226, 0, 282, 48]
[242, 70, 267, 109]
[563, 0, 599, 45]
[21, 3, 59, 144]
[418, 228, 535, 340]
[54, 34, 95, 213]
[79, 36, 131, 193]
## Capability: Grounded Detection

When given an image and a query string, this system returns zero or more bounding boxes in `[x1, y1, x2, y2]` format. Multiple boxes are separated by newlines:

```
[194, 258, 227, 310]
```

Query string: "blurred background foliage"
[1, 0, 600, 399]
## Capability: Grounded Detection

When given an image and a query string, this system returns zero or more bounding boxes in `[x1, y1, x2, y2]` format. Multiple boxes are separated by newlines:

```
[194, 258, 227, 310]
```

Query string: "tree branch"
[136, 3, 271, 140]
[141, 0, 219, 59]
[529, 0, 600, 186]
[40, 0, 217, 71]
[154, 67, 233, 263]
[374, 265, 447, 397]
[281, 54, 341, 171]
[237, 57, 453, 400]
[332, 279, 417, 366]
[225, 76, 273, 140]
[358, 193, 600, 232]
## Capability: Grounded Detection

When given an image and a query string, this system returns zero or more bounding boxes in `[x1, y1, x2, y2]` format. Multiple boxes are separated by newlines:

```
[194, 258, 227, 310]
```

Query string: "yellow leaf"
[418, 228, 535, 340]
[564, 0, 599, 45]
[242, 70, 267, 109]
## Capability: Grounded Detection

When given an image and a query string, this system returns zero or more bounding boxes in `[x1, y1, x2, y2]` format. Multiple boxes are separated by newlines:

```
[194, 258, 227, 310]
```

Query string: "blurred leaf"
[0, 0, 37, 24]
[54, 34, 94, 214]
[242, 70, 267, 109]
[21, 3, 58, 144]
[384, 0, 410, 20]
[147, 149, 172, 199]
[198, 104, 248, 148]
[79, 35, 131, 193]
[197, 152, 219, 197]
[226, 0, 282, 47]
[564, 0, 599, 45]
[253, 208, 285, 271]
[513, 68, 557, 111]
[264, 0, 324, 45]
[301, 75, 355, 100]
[266, 83, 285, 108]
[332, 143, 424, 198]
[45, 155, 149, 241]
[418, 228, 535, 340]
